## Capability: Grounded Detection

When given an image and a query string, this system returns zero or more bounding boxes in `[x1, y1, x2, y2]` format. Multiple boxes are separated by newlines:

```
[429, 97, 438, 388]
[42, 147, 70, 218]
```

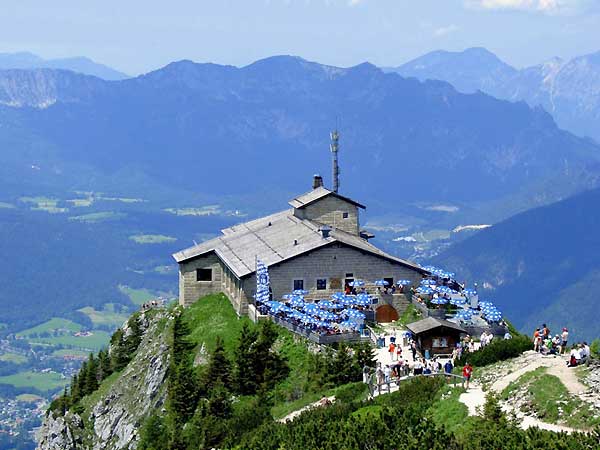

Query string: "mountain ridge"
[388, 47, 600, 142]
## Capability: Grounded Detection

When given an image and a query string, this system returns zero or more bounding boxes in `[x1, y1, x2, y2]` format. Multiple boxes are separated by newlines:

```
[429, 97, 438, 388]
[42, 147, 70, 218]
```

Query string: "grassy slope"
[16, 318, 82, 337]
[0, 370, 68, 391]
[501, 367, 600, 429]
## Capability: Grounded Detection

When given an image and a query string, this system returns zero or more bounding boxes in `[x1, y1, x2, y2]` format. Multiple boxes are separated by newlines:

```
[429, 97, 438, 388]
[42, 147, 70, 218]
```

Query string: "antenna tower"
[330, 129, 340, 193]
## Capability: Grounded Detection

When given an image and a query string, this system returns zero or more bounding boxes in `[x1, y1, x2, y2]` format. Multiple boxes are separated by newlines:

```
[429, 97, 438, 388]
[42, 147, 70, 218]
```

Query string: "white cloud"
[465, 0, 592, 14]
[434, 24, 460, 37]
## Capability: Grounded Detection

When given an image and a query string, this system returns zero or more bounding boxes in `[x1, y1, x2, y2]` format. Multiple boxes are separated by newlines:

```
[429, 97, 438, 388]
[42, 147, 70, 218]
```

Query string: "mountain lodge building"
[173, 175, 427, 320]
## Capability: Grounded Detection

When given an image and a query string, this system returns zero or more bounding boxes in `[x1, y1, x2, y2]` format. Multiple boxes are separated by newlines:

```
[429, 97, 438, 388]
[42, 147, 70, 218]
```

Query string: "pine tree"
[97, 348, 112, 382]
[234, 322, 259, 395]
[204, 336, 233, 391]
[171, 314, 195, 366]
[85, 353, 99, 393]
[125, 315, 143, 354]
[70, 374, 81, 404]
[207, 380, 232, 419]
[77, 360, 89, 396]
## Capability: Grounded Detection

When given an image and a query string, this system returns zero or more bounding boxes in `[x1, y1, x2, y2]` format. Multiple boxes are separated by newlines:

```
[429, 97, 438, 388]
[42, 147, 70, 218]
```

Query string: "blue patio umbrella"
[264, 300, 281, 309]
[396, 279, 412, 286]
[303, 303, 321, 314]
[420, 279, 436, 286]
[416, 287, 434, 295]
[282, 294, 294, 300]
[430, 297, 448, 305]
[331, 292, 346, 300]
[293, 289, 309, 295]
[340, 296, 357, 306]
[317, 300, 337, 309]
[485, 311, 502, 322]
[302, 316, 317, 325]
[374, 279, 389, 286]
[354, 296, 371, 307]
[421, 265, 438, 273]
[339, 320, 358, 330]
[346, 310, 366, 320]
[317, 311, 338, 321]
[349, 280, 365, 287]
[450, 297, 467, 306]
[463, 288, 477, 296]
[289, 297, 305, 308]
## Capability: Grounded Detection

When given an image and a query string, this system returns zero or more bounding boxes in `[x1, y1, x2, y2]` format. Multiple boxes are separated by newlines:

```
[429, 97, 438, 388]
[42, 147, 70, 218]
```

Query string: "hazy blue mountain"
[0, 55, 599, 222]
[389, 48, 600, 142]
[0, 51, 128, 80]
[435, 187, 600, 342]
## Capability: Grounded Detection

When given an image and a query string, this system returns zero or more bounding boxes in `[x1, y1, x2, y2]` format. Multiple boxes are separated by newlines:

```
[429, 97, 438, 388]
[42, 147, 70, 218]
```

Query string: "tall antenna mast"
[330, 129, 340, 193]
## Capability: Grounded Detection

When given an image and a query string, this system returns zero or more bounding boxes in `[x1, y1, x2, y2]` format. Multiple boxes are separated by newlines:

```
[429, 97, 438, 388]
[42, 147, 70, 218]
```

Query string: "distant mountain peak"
[0, 51, 128, 80]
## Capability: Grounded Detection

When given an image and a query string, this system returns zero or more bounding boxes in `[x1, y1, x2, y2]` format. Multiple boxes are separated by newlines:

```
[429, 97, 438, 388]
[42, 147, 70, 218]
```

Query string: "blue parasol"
[430, 297, 448, 305]
[374, 279, 389, 286]
[396, 279, 412, 286]
[349, 280, 365, 287]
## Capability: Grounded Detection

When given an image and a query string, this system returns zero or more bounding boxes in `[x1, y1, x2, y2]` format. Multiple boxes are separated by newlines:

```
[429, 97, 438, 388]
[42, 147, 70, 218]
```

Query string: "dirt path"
[278, 396, 336, 423]
[458, 352, 591, 433]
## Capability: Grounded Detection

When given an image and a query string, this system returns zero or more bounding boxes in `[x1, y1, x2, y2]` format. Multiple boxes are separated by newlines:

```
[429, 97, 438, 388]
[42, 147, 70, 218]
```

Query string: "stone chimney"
[312, 174, 324, 190]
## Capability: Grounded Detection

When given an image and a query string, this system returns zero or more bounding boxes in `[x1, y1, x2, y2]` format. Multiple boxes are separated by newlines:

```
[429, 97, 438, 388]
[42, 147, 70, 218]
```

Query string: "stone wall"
[261, 243, 422, 302]
[178, 253, 223, 307]
[295, 195, 359, 235]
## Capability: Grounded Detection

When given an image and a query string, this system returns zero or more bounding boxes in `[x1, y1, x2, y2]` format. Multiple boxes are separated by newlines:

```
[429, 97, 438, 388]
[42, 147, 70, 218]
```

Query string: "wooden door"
[376, 305, 399, 323]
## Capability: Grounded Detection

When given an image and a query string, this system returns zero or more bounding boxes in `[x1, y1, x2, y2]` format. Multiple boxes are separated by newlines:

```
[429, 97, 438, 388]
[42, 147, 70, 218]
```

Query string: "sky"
[0, 0, 598, 75]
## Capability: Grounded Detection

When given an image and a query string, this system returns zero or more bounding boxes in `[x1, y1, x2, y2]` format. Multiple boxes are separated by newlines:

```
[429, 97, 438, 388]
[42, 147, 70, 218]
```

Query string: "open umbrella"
[317, 311, 338, 321]
[396, 279, 412, 286]
[293, 289, 309, 295]
[317, 300, 337, 309]
[450, 297, 467, 306]
[374, 279, 389, 286]
[430, 297, 448, 305]
[289, 297, 305, 308]
[416, 287, 434, 295]
[463, 288, 477, 296]
[303, 303, 321, 314]
[346, 310, 366, 320]
[349, 280, 365, 287]
[331, 292, 346, 301]
[420, 279, 436, 286]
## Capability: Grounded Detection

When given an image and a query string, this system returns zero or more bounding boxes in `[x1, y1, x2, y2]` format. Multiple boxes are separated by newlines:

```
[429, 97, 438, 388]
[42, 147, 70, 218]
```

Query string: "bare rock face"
[36, 310, 171, 450]
[36, 411, 84, 450]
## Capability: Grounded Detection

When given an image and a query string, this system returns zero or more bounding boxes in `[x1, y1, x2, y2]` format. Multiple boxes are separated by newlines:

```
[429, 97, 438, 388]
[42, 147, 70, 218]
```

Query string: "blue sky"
[1, 0, 598, 75]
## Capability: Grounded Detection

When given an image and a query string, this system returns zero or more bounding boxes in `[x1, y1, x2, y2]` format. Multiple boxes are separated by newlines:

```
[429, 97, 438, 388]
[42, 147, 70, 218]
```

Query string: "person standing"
[362, 364, 370, 384]
[444, 359, 453, 383]
[389, 342, 396, 361]
[410, 341, 417, 361]
[533, 328, 541, 352]
[561, 328, 569, 354]
[462, 362, 473, 390]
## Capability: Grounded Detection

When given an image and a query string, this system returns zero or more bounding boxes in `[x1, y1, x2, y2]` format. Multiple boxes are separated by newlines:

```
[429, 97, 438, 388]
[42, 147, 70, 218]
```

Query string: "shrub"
[457, 335, 531, 367]
[334, 382, 368, 404]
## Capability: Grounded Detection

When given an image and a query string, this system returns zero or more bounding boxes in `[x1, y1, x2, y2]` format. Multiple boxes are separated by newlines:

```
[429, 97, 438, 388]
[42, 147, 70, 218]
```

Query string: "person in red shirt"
[462, 362, 473, 389]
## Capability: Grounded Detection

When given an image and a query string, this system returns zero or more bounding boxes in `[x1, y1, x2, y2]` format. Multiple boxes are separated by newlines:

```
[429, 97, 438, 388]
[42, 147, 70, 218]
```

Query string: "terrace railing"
[367, 372, 465, 399]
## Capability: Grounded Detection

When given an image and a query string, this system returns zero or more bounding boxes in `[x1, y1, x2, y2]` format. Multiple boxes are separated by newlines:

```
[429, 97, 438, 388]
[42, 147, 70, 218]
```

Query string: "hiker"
[561, 328, 569, 354]
[389, 342, 396, 361]
[396, 343, 402, 360]
[362, 364, 370, 384]
[582, 342, 591, 364]
[444, 359, 453, 382]
[410, 341, 417, 361]
[376, 366, 385, 394]
[413, 358, 423, 376]
[533, 328, 542, 352]
[462, 362, 473, 389]
[542, 323, 550, 339]
[384, 364, 391, 383]
[568, 346, 581, 367]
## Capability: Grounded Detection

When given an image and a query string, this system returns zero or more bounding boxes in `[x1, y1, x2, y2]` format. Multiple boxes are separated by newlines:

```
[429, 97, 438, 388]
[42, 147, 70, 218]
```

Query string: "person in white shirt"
[561, 328, 569, 354]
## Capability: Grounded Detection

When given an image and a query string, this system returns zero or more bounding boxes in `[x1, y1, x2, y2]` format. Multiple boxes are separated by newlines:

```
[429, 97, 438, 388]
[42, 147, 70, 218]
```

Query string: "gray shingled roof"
[172, 208, 424, 278]
[288, 186, 366, 209]
[406, 317, 466, 335]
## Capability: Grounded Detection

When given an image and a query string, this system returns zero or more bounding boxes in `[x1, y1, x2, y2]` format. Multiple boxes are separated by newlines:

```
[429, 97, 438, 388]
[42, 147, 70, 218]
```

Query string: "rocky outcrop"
[36, 411, 84, 450]
[36, 309, 171, 450]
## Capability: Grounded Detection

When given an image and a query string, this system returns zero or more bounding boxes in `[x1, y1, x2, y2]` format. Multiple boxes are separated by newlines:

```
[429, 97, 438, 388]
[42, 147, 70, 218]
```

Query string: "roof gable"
[406, 317, 466, 335]
[289, 186, 366, 210]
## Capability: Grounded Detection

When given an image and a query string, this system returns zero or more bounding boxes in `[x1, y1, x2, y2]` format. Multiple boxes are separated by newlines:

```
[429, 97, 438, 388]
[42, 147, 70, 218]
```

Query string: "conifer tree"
[85, 353, 99, 393]
[204, 335, 232, 391]
[76, 360, 88, 396]
[233, 322, 259, 395]
[70, 374, 81, 404]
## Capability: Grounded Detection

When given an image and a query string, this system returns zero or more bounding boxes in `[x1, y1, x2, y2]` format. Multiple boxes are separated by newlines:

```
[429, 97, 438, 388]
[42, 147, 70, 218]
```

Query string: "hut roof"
[172, 207, 424, 278]
[288, 186, 366, 209]
[406, 317, 466, 335]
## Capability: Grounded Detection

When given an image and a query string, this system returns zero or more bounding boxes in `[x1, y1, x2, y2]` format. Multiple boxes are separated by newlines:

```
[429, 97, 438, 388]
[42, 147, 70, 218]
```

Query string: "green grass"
[16, 318, 82, 337]
[428, 386, 468, 434]
[398, 304, 422, 326]
[0, 353, 28, 364]
[69, 211, 125, 223]
[0, 370, 68, 391]
[79, 371, 122, 422]
[183, 293, 250, 353]
[129, 234, 177, 244]
[16, 393, 45, 403]
[119, 285, 156, 305]
[501, 368, 600, 429]
[31, 331, 111, 352]
[78, 304, 129, 328]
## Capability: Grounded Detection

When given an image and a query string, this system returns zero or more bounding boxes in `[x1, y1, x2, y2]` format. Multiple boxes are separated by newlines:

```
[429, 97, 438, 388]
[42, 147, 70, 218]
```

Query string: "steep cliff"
[37, 308, 171, 450]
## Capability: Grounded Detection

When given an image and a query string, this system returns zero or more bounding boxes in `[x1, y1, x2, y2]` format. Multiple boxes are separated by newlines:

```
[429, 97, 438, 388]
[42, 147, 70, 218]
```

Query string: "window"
[293, 279, 304, 290]
[316, 279, 327, 290]
[342, 212, 349, 219]
[196, 268, 212, 282]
